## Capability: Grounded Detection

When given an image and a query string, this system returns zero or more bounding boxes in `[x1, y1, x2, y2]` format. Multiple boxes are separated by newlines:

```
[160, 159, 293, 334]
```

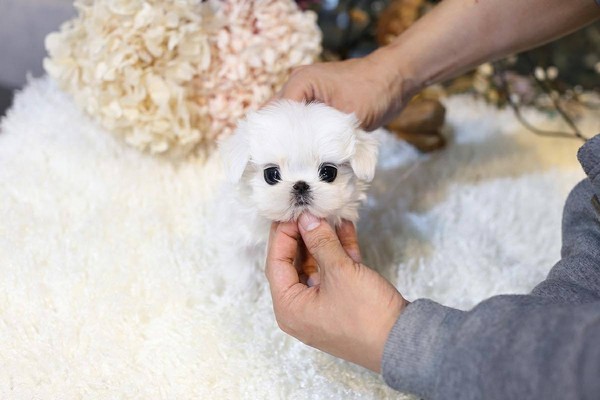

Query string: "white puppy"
[220, 100, 378, 226]
[214, 100, 378, 294]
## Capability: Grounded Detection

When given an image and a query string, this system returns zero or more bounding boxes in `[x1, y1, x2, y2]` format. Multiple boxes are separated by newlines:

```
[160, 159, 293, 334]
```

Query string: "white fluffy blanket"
[0, 78, 596, 399]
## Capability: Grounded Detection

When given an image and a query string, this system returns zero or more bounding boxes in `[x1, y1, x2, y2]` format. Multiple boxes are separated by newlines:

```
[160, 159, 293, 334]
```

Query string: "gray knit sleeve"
[382, 296, 600, 400]
[531, 179, 600, 302]
[382, 138, 600, 398]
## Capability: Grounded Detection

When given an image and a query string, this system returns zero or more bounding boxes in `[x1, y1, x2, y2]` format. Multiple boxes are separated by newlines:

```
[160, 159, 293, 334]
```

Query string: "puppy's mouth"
[293, 193, 312, 207]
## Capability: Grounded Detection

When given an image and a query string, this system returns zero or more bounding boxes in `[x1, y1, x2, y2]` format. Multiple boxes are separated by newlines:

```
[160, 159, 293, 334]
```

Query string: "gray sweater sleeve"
[381, 136, 600, 400]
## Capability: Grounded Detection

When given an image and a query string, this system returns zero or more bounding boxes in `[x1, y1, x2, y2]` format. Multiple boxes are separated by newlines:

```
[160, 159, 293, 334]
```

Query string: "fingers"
[275, 66, 316, 103]
[298, 213, 352, 270]
[336, 220, 362, 263]
[294, 240, 320, 287]
[277, 80, 311, 102]
[266, 221, 304, 299]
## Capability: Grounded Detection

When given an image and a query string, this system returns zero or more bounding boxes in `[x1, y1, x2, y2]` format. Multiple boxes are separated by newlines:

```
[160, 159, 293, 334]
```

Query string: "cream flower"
[44, 0, 321, 158]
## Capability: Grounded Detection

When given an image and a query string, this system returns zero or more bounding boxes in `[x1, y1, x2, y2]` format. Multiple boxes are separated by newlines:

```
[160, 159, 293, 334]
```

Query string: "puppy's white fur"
[220, 100, 378, 226]
[214, 101, 378, 295]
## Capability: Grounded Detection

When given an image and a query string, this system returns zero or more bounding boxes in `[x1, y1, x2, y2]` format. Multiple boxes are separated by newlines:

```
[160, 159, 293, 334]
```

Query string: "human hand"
[265, 213, 408, 372]
[276, 49, 420, 131]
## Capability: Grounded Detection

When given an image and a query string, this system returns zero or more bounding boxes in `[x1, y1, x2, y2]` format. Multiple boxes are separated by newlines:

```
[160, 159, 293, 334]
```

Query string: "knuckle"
[275, 317, 291, 335]
[308, 232, 336, 252]
[333, 259, 361, 276]
[289, 68, 303, 79]
[344, 238, 359, 252]
[273, 293, 299, 335]
[331, 258, 351, 271]
[290, 65, 307, 75]
[275, 314, 299, 338]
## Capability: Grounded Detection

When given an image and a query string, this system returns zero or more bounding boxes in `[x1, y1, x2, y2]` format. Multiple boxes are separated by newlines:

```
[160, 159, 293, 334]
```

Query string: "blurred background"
[1, 0, 598, 126]
[0, 0, 75, 116]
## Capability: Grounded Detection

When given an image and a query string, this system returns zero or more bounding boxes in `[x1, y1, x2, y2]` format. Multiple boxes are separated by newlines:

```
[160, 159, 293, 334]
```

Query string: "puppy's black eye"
[319, 164, 337, 183]
[264, 166, 281, 185]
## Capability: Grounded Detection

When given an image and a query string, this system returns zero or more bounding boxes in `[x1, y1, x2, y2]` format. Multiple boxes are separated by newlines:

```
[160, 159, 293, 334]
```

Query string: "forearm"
[371, 0, 600, 95]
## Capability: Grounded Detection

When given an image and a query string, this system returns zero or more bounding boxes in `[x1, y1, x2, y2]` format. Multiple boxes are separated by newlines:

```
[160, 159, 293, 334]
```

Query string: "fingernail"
[299, 213, 320, 231]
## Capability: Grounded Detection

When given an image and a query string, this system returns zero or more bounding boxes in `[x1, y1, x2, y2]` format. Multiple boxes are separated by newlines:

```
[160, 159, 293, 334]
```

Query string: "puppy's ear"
[219, 124, 251, 183]
[351, 130, 379, 182]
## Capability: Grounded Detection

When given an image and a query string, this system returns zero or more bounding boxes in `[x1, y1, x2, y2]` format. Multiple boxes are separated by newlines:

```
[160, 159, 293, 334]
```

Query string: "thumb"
[298, 213, 351, 269]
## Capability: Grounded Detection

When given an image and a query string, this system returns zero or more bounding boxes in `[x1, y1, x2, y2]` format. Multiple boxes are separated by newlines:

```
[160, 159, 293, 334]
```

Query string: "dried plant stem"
[494, 61, 588, 142]
[529, 71, 587, 141]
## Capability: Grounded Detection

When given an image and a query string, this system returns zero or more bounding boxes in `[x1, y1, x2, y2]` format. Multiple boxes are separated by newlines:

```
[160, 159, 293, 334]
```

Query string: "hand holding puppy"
[266, 213, 407, 373]
[277, 52, 419, 131]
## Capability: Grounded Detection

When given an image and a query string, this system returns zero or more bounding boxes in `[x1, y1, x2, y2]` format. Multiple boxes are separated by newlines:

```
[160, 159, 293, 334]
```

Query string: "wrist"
[366, 44, 424, 106]
[367, 0, 488, 92]
[373, 295, 407, 373]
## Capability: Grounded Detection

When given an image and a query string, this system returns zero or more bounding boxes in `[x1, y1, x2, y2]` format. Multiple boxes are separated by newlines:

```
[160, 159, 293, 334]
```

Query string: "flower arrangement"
[44, 0, 321, 158]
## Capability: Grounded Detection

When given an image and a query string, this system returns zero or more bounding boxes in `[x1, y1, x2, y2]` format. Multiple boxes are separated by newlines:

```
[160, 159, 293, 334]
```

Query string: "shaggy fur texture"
[0, 77, 595, 399]
[220, 101, 378, 222]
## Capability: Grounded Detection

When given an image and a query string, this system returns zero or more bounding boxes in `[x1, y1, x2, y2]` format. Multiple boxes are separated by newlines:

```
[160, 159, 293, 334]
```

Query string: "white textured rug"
[0, 78, 597, 399]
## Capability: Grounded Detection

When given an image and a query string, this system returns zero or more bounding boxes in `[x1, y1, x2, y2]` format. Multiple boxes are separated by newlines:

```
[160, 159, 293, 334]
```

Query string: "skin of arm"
[378, 0, 600, 90]
[279, 0, 600, 130]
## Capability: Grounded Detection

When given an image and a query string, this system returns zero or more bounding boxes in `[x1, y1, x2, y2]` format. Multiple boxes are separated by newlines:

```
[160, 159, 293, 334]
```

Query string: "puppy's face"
[220, 101, 378, 223]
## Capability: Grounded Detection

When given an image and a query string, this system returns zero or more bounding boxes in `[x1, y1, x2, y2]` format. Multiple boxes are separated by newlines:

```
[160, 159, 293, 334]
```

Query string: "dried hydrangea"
[44, 0, 321, 157]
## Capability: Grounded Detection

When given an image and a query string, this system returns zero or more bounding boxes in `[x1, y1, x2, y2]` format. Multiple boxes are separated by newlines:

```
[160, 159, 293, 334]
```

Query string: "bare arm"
[380, 0, 600, 89]
[280, 0, 600, 129]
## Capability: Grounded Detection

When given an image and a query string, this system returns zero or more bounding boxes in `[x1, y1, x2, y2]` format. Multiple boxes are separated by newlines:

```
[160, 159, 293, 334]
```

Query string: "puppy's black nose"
[293, 181, 310, 194]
